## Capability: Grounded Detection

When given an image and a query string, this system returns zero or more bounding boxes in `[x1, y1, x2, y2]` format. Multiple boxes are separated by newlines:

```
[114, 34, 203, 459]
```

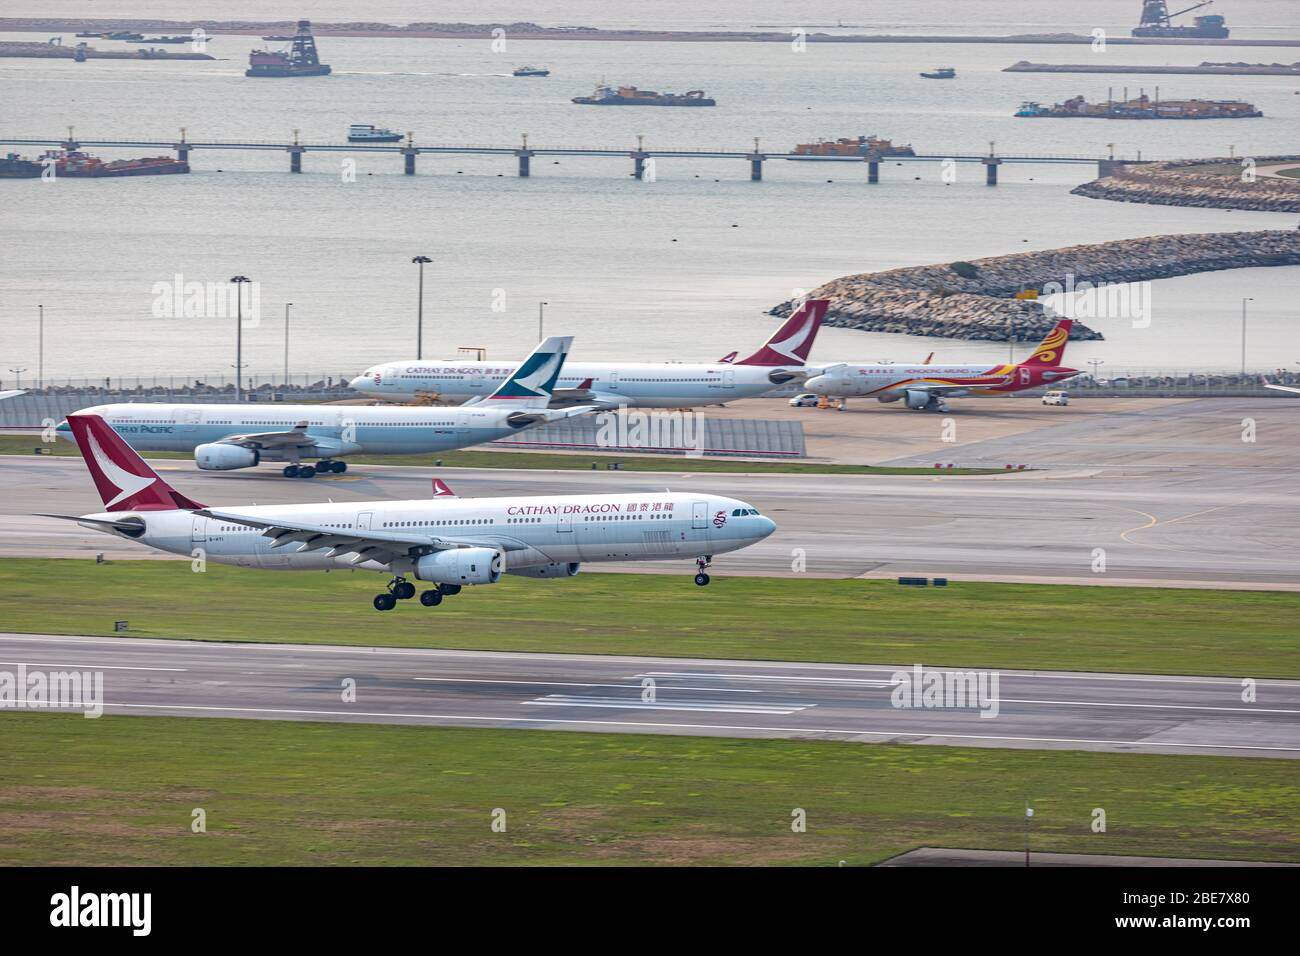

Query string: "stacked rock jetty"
[1073, 157, 1300, 212]
[770, 230, 1300, 342]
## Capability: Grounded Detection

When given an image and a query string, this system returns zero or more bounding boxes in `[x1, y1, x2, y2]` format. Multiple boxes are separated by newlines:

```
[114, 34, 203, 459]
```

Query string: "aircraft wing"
[213, 421, 322, 450]
[1263, 381, 1300, 395]
[506, 404, 604, 427]
[193, 507, 530, 567]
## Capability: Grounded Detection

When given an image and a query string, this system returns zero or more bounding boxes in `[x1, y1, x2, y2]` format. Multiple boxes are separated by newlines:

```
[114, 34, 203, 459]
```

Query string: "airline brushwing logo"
[497, 350, 563, 398]
[767, 313, 817, 362]
[86, 430, 156, 507]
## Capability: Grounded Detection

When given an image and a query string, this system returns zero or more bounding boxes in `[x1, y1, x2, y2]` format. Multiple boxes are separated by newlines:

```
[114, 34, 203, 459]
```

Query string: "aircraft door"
[357, 511, 373, 531]
[692, 501, 707, 529]
[191, 515, 207, 544]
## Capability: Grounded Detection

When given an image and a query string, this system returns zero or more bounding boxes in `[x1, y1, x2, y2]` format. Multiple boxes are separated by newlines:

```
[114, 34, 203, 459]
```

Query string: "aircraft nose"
[348, 375, 371, 391]
[756, 516, 776, 539]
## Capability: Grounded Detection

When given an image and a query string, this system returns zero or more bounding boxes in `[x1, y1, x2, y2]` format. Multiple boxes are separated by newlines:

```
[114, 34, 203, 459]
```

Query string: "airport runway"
[1, 398, 1298, 587]
[3, 633, 1297, 758]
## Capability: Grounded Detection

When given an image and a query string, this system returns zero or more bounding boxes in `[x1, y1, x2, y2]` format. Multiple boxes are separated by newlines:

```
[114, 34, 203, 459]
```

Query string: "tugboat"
[246, 20, 330, 77]
[0, 153, 42, 178]
[572, 83, 716, 106]
[512, 65, 550, 77]
[37, 146, 189, 177]
[348, 124, 404, 143]
[920, 67, 956, 79]
[789, 136, 916, 159]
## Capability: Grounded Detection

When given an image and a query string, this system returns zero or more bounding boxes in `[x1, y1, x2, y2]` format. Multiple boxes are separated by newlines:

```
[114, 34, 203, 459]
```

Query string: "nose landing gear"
[694, 555, 712, 586]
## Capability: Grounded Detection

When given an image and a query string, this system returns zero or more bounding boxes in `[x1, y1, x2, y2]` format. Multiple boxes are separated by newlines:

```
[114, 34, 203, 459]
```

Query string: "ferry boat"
[348, 124, 404, 143]
[920, 67, 956, 79]
[512, 66, 550, 77]
[789, 136, 916, 159]
[246, 20, 330, 77]
[572, 84, 716, 106]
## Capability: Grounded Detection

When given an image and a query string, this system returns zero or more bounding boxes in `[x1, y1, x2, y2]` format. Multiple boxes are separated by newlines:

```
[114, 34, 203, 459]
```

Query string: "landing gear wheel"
[314, 460, 331, 473]
[695, 572, 711, 586]
[420, 589, 443, 607]
[438, 584, 462, 596]
[283, 465, 299, 478]
[373, 593, 397, 611]
[331, 461, 347, 474]
[298, 468, 315, 478]
[393, 581, 416, 600]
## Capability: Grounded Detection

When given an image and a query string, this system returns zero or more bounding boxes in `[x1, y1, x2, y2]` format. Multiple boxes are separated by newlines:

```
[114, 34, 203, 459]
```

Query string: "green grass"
[2, 713, 1296, 865]
[0, 435, 998, 475]
[4, 559, 1298, 677]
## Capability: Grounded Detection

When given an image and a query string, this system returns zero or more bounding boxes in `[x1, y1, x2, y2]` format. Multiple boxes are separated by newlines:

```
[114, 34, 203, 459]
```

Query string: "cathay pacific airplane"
[802, 319, 1081, 412]
[43, 413, 776, 610]
[349, 299, 828, 408]
[57, 336, 593, 479]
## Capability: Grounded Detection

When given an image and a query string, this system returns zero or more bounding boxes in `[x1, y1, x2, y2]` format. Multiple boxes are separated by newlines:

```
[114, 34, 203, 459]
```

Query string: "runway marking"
[638, 671, 891, 686]
[413, 677, 762, 694]
[524, 694, 811, 715]
[86, 702, 1300, 755]
[0, 660, 186, 672]
[999, 697, 1300, 715]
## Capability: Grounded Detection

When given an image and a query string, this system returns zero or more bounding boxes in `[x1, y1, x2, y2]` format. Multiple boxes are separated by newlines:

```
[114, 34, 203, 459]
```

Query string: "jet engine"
[506, 562, 580, 579]
[903, 389, 935, 410]
[415, 547, 503, 586]
[195, 443, 259, 471]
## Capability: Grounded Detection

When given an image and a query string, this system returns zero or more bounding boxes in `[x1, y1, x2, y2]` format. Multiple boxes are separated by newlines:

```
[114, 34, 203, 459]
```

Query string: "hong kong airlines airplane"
[802, 318, 1081, 411]
[349, 299, 828, 408]
[42, 414, 776, 610]
[57, 337, 594, 479]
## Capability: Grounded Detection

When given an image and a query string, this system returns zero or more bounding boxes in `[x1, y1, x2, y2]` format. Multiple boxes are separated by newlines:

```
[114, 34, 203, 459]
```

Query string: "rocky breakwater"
[1072, 157, 1300, 213]
[770, 230, 1300, 342]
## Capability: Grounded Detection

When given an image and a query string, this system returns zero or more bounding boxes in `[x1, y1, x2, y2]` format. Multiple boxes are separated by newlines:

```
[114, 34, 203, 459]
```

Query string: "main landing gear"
[694, 555, 713, 587]
[282, 460, 347, 479]
[373, 579, 462, 611]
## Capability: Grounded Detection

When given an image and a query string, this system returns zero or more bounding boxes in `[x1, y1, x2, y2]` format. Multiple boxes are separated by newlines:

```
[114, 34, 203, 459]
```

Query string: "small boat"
[512, 65, 550, 77]
[921, 67, 956, 79]
[348, 124, 404, 143]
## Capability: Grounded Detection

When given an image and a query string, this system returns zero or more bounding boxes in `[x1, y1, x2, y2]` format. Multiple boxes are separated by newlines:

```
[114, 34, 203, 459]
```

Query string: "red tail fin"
[431, 478, 456, 497]
[66, 414, 205, 512]
[734, 298, 828, 367]
[1021, 318, 1073, 367]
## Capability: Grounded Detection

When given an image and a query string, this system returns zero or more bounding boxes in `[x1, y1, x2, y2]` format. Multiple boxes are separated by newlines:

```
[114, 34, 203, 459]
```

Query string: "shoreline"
[4, 19, 1300, 47]
[1006, 59, 1300, 75]
[1074, 157, 1300, 212]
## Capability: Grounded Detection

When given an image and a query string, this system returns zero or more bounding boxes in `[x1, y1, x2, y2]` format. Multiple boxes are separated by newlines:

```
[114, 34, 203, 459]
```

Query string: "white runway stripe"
[524, 694, 813, 715]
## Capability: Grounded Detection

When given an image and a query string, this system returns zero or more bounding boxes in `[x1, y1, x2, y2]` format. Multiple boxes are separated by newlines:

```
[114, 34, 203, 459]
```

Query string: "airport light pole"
[37, 304, 44, 389]
[230, 276, 251, 401]
[1240, 297, 1254, 378]
[538, 300, 548, 341]
[8, 368, 28, 390]
[283, 302, 293, 386]
[1088, 358, 1104, 382]
[412, 255, 431, 360]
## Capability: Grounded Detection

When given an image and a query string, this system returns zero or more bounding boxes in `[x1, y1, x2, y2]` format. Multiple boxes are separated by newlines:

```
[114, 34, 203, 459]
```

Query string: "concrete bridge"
[1, 132, 1162, 184]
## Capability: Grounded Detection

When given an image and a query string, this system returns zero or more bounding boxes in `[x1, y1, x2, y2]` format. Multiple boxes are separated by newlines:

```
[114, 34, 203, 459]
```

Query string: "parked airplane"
[56, 337, 592, 479]
[1262, 378, 1300, 395]
[43, 414, 776, 610]
[348, 299, 828, 408]
[801, 318, 1080, 411]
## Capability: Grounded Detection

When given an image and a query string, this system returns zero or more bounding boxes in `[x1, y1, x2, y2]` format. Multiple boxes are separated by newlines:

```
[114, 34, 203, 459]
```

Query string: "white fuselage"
[350, 360, 804, 408]
[58, 402, 543, 461]
[84, 492, 775, 574]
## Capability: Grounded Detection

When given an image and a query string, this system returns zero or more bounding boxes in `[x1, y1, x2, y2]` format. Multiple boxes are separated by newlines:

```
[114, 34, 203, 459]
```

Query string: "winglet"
[65, 413, 205, 512]
[734, 299, 828, 367]
[431, 478, 456, 497]
[478, 335, 573, 409]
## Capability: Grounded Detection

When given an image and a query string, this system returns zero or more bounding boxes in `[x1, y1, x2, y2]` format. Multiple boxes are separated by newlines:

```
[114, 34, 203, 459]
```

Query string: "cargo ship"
[1132, 0, 1229, 38]
[0, 153, 42, 178]
[246, 20, 330, 77]
[37, 148, 189, 178]
[789, 136, 916, 159]
[572, 84, 715, 106]
[1015, 93, 1260, 119]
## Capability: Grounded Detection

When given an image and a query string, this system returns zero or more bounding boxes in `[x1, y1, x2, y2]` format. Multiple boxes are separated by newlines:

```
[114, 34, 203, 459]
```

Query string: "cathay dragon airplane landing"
[802, 319, 1080, 411]
[349, 299, 828, 408]
[57, 337, 592, 478]
[45, 414, 776, 610]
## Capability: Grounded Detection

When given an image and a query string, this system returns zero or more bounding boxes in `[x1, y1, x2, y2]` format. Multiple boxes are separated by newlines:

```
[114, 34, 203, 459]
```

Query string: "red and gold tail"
[1023, 319, 1073, 367]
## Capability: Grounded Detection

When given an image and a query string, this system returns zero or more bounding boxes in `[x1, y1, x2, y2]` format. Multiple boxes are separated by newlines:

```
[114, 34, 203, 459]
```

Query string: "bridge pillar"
[867, 158, 880, 183]
[517, 150, 533, 177]
[288, 146, 304, 173]
[749, 155, 763, 181]
[632, 152, 648, 180]
[175, 146, 190, 167]
[982, 157, 1001, 186]
[401, 147, 416, 175]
